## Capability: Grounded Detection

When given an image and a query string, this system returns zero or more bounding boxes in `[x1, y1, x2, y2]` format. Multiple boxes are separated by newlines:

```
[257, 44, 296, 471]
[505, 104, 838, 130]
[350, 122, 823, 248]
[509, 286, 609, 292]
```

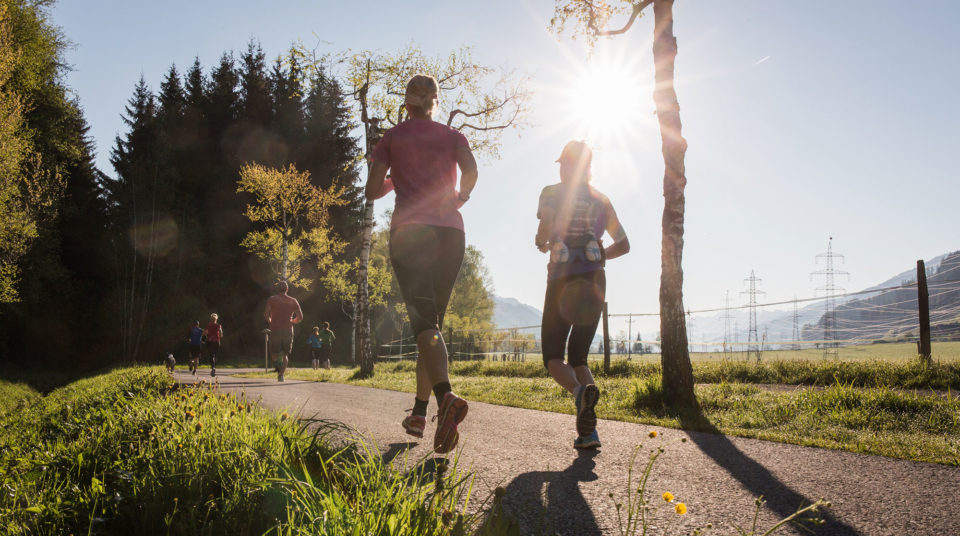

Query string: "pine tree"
[270, 53, 304, 165]
[240, 40, 272, 128]
[300, 68, 362, 238]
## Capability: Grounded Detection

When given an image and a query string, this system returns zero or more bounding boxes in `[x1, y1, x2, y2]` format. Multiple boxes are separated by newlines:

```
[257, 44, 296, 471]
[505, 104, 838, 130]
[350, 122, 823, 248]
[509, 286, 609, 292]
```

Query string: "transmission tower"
[721, 291, 734, 357]
[811, 237, 850, 359]
[791, 295, 801, 351]
[741, 270, 765, 361]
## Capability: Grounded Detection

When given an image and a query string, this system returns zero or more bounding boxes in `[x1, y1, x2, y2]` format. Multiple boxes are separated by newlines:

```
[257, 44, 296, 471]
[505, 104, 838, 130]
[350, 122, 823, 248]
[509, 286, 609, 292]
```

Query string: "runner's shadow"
[381, 442, 418, 465]
[478, 449, 602, 536]
[679, 410, 860, 535]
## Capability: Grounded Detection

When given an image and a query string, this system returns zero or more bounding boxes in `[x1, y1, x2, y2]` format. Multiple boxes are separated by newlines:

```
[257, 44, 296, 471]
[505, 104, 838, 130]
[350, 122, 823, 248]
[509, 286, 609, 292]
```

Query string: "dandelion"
[649, 430, 658, 438]
[662, 492, 674, 502]
[195, 422, 203, 432]
[675, 502, 687, 515]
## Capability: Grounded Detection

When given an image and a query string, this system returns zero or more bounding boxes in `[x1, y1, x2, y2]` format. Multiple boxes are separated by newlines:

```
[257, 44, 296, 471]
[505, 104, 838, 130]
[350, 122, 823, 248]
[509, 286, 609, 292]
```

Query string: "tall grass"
[0, 367, 476, 535]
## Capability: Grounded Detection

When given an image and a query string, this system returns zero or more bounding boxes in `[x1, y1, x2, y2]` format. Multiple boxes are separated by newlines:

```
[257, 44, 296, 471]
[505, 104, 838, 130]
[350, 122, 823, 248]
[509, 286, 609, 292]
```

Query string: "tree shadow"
[477, 449, 603, 536]
[675, 408, 861, 535]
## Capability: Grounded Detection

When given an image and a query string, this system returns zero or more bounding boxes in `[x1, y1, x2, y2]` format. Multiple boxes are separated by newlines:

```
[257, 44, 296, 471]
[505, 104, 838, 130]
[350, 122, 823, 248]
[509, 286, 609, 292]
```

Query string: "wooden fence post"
[602, 302, 611, 374]
[917, 260, 932, 364]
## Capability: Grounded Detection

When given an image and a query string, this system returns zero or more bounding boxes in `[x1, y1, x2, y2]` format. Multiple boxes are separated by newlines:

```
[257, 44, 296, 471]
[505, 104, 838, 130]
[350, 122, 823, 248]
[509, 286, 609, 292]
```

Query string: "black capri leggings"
[541, 269, 606, 368]
[390, 224, 465, 336]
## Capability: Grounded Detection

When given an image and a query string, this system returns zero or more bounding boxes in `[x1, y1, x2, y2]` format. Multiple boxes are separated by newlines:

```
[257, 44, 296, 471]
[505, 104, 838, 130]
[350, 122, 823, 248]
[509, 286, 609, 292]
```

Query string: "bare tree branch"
[586, 0, 653, 36]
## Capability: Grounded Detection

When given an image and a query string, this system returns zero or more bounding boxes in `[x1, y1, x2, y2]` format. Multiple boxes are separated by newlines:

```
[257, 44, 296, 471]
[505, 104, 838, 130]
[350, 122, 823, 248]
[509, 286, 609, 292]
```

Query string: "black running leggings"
[390, 224, 465, 336]
[541, 270, 606, 368]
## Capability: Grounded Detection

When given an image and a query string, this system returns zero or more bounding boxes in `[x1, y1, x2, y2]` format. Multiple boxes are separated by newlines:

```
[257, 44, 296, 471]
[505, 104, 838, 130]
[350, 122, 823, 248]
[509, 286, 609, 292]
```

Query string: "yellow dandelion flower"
[195, 422, 203, 431]
[281, 412, 289, 420]
[662, 492, 674, 502]
[675, 502, 687, 515]
[649, 430, 658, 438]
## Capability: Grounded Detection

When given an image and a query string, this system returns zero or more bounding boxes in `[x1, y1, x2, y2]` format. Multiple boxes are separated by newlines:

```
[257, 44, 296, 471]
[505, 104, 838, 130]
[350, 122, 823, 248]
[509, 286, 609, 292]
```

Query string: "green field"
[476, 341, 960, 365]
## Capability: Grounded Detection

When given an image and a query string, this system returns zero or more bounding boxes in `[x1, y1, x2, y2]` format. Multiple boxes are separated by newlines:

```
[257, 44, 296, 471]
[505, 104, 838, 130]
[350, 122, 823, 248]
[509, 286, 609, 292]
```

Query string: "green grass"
[250, 358, 960, 465]
[0, 367, 477, 535]
[0, 379, 39, 416]
[474, 340, 960, 365]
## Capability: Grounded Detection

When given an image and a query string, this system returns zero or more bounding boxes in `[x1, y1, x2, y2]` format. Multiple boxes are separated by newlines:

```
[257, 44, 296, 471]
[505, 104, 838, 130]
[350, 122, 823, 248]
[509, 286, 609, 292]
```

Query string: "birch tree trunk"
[653, 0, 696, 408]
[355, 198, 375, 374]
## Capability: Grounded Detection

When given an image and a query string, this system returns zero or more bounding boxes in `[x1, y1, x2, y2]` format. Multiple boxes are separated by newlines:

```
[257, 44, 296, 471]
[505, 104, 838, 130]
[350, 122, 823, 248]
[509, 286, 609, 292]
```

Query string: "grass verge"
[248, 361, 960, 465]
[0, 366, 476, 535]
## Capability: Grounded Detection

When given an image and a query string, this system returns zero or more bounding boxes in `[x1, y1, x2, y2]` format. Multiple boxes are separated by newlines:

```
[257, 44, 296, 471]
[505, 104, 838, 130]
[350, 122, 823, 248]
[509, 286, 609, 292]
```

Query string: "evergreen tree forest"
[0, 1, 497, 380]
[100, 42, 367, 366]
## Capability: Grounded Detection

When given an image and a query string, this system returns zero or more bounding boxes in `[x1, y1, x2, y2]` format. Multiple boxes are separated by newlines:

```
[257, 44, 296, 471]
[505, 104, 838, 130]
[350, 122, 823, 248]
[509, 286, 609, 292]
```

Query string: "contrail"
[755, 55, 771, 65]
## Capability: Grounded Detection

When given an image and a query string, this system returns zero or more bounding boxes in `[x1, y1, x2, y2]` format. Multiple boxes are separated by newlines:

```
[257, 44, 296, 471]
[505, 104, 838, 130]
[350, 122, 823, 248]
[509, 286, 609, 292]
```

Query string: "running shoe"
[210, 368, 216, 377]
[575, 384, 600, 437]
[402, 413, 426, 438]
[573, 430, 601, 450]
[433, 392, 468, 454]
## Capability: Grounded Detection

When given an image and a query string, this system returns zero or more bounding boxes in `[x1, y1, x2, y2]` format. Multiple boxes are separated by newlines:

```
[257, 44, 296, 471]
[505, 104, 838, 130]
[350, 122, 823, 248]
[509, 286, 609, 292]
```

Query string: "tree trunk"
[652, 0, 697, 408]
[355, 198, 375, 373]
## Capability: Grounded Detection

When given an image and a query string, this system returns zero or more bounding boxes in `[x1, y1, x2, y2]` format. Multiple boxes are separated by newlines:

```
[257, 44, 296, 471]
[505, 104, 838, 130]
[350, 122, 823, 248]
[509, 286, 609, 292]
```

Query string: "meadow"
[251, 342, 960, 466]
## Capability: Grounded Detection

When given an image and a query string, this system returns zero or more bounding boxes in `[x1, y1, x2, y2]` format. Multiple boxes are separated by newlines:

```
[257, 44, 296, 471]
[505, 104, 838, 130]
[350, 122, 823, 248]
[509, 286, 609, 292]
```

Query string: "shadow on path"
[381, 442, 418, 465]
[479, 449, 602, 536]
[678, 410, 859, 535]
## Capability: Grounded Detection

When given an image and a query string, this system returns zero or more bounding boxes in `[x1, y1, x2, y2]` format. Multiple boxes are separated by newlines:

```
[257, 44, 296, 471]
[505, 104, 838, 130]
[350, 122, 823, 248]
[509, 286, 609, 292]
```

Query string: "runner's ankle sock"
[412, 397, 429, 417]
[433, 382, 452, 402]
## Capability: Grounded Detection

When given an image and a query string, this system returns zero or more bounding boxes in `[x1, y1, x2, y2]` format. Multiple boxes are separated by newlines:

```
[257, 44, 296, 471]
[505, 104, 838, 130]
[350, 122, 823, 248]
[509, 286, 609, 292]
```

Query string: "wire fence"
[374, 260, 960, 363]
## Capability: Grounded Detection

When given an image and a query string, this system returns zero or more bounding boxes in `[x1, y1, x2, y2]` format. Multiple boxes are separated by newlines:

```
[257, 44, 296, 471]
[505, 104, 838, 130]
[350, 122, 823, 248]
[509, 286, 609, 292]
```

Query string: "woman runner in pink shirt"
[365, 74, 478, 454]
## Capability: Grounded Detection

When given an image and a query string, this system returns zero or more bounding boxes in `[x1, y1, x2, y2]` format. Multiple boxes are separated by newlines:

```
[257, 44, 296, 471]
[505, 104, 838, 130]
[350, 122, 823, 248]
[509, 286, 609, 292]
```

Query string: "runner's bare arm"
[455, 143, 478, 203]
[292, 301, 304, 325]
[364, 160, 393, 200]
[603, 201, 630, 260]
[535, 206, 554, 253]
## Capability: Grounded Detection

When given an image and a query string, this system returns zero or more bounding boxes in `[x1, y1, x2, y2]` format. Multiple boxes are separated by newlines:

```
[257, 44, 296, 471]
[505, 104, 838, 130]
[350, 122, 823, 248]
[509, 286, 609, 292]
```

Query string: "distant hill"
[807, 251, 960, 342]
[685, 251, 956, 346]
[492, 295, 542, 332]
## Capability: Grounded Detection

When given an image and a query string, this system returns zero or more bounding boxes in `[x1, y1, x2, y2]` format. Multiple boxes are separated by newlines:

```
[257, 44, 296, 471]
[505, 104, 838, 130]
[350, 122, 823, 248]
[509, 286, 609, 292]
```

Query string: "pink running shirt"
[371, 118, 470, 231]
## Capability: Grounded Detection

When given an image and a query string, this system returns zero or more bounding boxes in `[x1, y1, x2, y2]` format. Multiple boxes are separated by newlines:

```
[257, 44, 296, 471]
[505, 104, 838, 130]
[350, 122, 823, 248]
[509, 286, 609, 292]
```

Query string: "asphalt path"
[176, 369, 960, 535]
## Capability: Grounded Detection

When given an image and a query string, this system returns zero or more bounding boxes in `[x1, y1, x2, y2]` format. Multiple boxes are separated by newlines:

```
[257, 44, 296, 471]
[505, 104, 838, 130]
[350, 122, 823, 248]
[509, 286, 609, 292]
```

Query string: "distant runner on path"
[365, 73, 478, 454]
[306, 326, 323, 370]
[187, 320, 204, 375]
[318, 322, 335, 370]
[204, 313, 223, 377]
[535, 140, 630, 450]
[264, 280, 302, 382]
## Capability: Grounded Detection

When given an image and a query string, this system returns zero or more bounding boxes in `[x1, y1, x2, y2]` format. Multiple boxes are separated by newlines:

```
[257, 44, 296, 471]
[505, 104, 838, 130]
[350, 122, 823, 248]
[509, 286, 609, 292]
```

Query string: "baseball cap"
[555, 140, 593, 165]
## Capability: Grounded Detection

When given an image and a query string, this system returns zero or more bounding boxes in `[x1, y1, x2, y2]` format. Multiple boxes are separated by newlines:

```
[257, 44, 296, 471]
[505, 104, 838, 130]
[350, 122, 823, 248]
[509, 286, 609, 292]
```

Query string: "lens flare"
[128, 214, 178, 257]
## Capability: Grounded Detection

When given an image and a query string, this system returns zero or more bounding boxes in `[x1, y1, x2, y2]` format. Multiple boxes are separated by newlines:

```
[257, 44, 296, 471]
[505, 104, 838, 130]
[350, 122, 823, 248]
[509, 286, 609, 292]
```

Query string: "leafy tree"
[550, 0, 696, 408]
[0, 3, 35, 302]
[312, 43, 530, 373]
[0, 0, 114, 371]
[236, 163, 347, 289]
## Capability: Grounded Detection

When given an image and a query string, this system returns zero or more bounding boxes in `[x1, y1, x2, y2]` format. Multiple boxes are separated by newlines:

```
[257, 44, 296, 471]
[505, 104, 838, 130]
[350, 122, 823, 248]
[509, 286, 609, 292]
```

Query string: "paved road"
[177, 370, 960, 535]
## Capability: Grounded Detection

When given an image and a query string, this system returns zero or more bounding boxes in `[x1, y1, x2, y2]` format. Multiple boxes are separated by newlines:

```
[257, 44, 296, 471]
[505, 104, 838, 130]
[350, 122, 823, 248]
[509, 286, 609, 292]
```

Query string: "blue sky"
[54, 1, 960, 338]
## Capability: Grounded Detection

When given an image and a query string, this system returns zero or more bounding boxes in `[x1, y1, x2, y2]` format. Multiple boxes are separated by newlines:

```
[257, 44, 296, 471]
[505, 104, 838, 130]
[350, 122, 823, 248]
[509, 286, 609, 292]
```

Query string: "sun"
[564, 54, 653, 143]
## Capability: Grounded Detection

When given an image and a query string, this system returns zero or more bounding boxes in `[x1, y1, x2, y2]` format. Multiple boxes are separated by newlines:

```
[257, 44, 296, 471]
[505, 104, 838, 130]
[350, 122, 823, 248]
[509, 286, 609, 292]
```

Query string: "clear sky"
[54, 1, 960, 338]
